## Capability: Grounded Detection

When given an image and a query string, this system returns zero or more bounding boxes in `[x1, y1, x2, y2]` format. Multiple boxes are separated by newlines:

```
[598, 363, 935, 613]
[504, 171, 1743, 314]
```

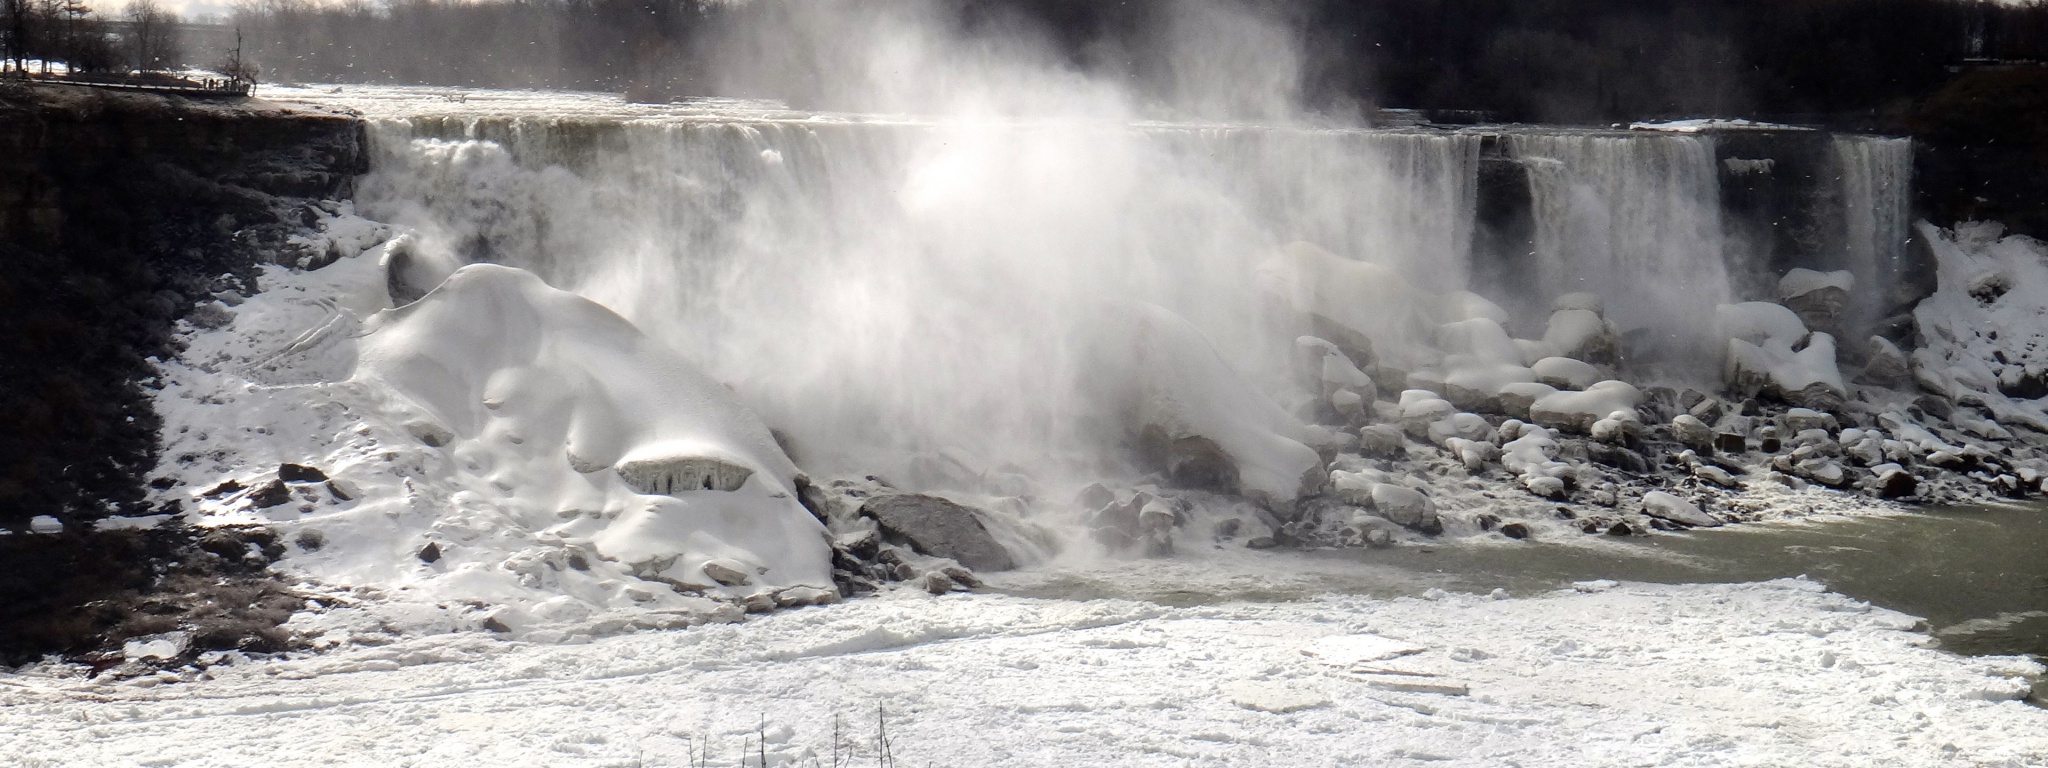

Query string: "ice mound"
[353, 264, 831, 589]
[1715, 301, 1846, 409]
[153, 240, 833, 640]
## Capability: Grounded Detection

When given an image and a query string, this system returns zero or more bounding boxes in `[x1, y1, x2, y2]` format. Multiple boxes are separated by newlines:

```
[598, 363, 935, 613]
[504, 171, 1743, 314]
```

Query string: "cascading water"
[1832, 135, 1914, 329]
[1506, 133, 1731, 369]
[354, 108, 1482, 496]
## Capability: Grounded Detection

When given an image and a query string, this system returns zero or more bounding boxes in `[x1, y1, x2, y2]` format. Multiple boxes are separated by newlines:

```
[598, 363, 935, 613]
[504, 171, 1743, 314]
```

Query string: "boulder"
[1713, 432, 1748, 454]
[1523, 475, 1567, 500]
[860, 494, 1017, 571]
[1369, 484, 1441, 533]
[1872, 464, 1918, 499]
[1859, 336, 1914, 388]
[1640, 491, 1719, 527]
[278, 463, 328, 483]
[1357, 425, 1407, 459]
[1780, 285, 1850, 341]
[1783, 408, 1838, 435]
[1670, 414, 1714, 452]
[1165, 435, 1240, 494]
[1532, 356, 1600, 391]
[248, 479, 293, 509]
[701, 559, 753, 587]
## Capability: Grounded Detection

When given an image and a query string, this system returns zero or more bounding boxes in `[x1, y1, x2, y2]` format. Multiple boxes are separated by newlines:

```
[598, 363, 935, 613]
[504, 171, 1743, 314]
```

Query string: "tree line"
[2, 0, 183, 76]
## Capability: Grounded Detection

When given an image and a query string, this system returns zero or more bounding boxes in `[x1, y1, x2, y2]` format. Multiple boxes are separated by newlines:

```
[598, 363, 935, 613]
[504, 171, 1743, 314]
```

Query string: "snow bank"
[1912, 221, 2048, 431]
[6, 579, 2040, 767]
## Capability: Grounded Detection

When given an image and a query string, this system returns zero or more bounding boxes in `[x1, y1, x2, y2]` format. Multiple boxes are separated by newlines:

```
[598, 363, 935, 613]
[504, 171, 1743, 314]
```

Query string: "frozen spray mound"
[151, 235, 837, 640]
[352, 263, 831, 591]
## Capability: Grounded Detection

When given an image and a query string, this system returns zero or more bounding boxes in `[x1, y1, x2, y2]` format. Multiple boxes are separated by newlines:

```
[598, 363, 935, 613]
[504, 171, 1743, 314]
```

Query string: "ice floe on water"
[3, 579, 2043, 767]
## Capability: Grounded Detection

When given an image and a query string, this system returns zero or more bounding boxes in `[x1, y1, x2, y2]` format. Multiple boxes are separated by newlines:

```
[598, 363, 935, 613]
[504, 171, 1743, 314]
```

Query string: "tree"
[124, 0, 178, 73]
[213, 26, 255, 87]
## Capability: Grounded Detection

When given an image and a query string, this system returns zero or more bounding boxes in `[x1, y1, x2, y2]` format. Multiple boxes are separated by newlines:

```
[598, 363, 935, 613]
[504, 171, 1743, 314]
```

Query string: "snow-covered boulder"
[1529, 380, 1642, 434]
[1716, 302, 1847, 411]
[1641, 491, 1719, 527]
[1778, 268, 1853, 340]
[1541, 308, 1621, 365]
[1532, 356, 1600, 391]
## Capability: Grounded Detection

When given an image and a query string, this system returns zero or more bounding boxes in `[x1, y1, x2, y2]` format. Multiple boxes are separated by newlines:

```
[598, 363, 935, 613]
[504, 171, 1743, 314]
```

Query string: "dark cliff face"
[0, 84, 365, 528]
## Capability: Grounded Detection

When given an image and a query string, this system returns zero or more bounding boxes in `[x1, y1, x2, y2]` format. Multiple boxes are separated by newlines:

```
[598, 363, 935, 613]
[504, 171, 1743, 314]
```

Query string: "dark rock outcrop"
[859, 493, 1016, 571]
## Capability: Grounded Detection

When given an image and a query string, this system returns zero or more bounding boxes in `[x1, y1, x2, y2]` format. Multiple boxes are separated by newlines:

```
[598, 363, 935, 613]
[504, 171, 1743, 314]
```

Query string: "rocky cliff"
[0, 83, 364, 528]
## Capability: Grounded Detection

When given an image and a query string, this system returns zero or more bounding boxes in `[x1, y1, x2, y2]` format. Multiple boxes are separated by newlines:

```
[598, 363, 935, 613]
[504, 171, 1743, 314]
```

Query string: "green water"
[1003, 503, 2048, 693]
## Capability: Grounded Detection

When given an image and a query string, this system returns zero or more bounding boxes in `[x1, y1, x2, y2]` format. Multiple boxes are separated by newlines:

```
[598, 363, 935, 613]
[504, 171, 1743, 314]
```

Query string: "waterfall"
[354, 113, 1483, 491]
[1507, 133, 1730, 366]
[1832, 135, 1914, 327]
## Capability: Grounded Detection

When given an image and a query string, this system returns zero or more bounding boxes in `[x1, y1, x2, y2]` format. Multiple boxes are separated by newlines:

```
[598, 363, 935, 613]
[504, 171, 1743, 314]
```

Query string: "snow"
[1911, 221, 2048, 432]
[147, 217, 832, 640]
[4, 578, 2042, 767]
[1628, 118, 1811, 133]
[27, 515, 62, 535]
[1258, 241, 1437, 369]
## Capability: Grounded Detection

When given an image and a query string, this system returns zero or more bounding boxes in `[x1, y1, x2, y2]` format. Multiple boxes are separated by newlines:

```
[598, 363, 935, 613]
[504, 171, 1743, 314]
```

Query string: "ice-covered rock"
[1532, 357, 1600, 391]
[1719, 302, 1847, 412]
[1778, 268, 1853, 340]
[1859, 336, 1913, 388]
[1259, 242, 1434, 369]
[1529, 381, 1642, 434]
[1356, 425, 1406, 459]
[1908, 222, 2048, 432]
[1541, 308, 1621, 365]
[1553, 292, 1603, 314]
[1640, 491, 1718, 527]
[1368, 484, 1440, 532]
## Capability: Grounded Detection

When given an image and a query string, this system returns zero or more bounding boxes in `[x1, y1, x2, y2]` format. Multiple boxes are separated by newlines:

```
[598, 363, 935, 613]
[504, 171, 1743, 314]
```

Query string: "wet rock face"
[0, 84, 365, 527]
[859, 493, 1016, 572]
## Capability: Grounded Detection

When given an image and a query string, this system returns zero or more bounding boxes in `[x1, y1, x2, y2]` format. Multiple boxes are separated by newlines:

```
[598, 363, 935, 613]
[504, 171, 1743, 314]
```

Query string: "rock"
[1606, 521, 1637, 536]
[1872, 464, 1918, 499]
[774, 585, 840, 607]
[1499, 522, 1531, 539]
[1074, 483, 1116, 512]
[1357, 425, 1407, 459]
[405, 419, 454, 448]
[1713, 432, 1747, 454]
[1245, 536, 1278, 549]
[1523, 475, 1567, 500]
[1797, 459, 1849, 487]
[1165, 435, 1240, 494]
[1587, 442, 1649, 473]
[742, 592, 777, 613]
[1781, 285, 1850, 340]
[860, 494, 1017, 571]
[278, 463, 327, 483]
[1688, 397, 1726, 424]
[1783, 408, 1838, 434]
[1671, 414, 1714, 452]
[701, 559, 753, 587]
[1694, 464, 1740, 488]
[1330, 388, 1366, 420]
[1758, 425, 1782, 454]
[1364, 528, 1394, 547]
[1428, 412, 1494, 445]
[1640, 491, 1719, 527]
[247, 479, 292, 509]
[417, 542, 442, 563]
[1369, 484, 1440, 532]
[324, 479, 357, 501]
[1308, 314, 1379, 373]
[1859, 336, 1914, 388]
[1533, 356, 1600, 391]
[1913, 394, 1955, 421]
[1787, 382, 1846, 413]
[921, 571, 955, 595]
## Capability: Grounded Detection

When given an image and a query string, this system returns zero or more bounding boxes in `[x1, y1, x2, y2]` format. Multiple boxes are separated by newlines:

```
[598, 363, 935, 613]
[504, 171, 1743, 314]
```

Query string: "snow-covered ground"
[3, 578, 2042, 767]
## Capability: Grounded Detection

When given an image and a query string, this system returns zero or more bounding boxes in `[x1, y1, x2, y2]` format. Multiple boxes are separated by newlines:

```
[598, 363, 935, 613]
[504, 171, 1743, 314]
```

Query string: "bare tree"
[124, 0, 179, 73]
[3, 0, 29, 75]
